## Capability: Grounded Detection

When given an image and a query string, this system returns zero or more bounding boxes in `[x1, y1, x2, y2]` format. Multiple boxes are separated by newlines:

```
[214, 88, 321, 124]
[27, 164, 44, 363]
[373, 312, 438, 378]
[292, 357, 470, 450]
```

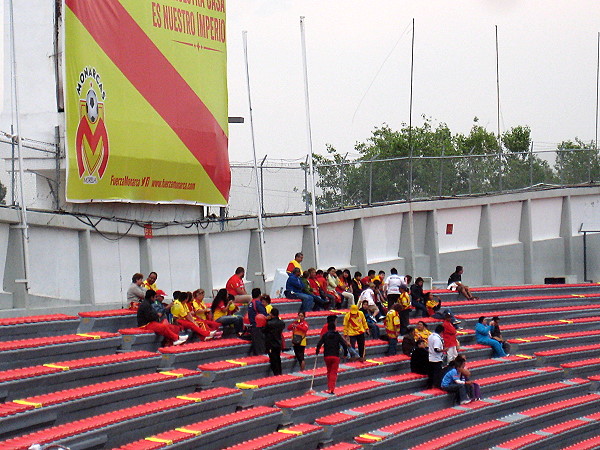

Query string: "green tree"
[0, 181, 5, 204]
[554, 138, 600, 184]
[501, 126, 557, 190]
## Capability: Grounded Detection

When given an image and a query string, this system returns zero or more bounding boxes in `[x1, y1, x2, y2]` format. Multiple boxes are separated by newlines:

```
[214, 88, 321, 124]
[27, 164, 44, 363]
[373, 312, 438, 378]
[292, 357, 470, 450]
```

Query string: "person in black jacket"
[316, 322, 349, 394]
[137, 290, 187, 346]
[410, 339, 429, 375]
[263, 308, 286, 375]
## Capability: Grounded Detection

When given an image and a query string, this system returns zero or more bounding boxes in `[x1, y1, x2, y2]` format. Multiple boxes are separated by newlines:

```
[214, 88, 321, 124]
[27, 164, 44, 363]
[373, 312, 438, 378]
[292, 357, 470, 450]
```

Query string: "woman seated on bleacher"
[191, 289, 220, 332]
[211, 289, 244, 336]
[172, 292, 218, 341]
[413, 320, 431, 345]
[475, 316, 509, 358]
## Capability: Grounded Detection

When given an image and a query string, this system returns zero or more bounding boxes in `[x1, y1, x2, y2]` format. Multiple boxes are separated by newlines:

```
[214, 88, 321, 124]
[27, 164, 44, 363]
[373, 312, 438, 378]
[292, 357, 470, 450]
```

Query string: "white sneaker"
[173, 335, 189, 346]
[205, 330, 218, 341]
[460, 399, 470, 405]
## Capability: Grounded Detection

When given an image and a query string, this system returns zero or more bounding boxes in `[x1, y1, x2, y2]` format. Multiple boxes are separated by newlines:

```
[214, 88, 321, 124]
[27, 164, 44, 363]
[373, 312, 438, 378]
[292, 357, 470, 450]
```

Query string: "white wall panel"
[363, 215, 402, 263]
[91, 234, 140, 304]
[28, 227, 80, 300]
[531, 198, 561, 240]
[570, 195, 600, 236]
[318, 221, 354, 269]
[0, 224, 9, 290]
[437, 206, 481, 253]
[209, 230, 251, 288]
[491, 202, 521, 246]
[149, 235, 200, 295]
[263, 227, 303, 278]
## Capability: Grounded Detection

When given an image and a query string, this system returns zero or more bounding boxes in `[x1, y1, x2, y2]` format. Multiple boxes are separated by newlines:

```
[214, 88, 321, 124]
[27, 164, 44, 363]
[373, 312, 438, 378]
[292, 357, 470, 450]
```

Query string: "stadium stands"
[0, 282, 599, 449]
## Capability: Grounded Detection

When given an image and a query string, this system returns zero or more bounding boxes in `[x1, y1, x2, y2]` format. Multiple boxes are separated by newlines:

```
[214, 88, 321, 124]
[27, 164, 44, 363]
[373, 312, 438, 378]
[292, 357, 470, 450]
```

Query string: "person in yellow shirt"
[413, 320, 432, 345]
[343, 305, 369, 359]
[142, 272, 158, 291]
[171, 292, 216, 341]
[399, 285, 412, 335]
[286, 252, 304, 274]
[385, 304, 402, 355]
[191, 289, 220, 332]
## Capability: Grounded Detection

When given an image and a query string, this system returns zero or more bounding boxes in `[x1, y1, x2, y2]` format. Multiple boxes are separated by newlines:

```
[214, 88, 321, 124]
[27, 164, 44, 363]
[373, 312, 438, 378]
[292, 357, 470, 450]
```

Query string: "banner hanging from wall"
[64, 0, 230, 205]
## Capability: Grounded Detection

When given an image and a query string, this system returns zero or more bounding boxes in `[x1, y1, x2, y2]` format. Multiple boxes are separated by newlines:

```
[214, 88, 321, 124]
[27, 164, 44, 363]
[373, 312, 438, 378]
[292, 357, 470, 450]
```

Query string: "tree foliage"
[309, 119, 592, 210]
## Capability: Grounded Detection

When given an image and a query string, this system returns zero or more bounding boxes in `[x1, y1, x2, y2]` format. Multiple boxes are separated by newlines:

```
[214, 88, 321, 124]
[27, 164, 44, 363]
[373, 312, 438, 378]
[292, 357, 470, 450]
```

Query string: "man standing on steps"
[384, 267, 404, 307]
[264, 308, 286, 376]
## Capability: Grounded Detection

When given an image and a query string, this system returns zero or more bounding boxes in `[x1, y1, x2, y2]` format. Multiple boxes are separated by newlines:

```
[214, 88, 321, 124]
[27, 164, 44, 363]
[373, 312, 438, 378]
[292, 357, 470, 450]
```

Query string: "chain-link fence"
[1, 137, 597, 217]
[228, 147, 599, 216]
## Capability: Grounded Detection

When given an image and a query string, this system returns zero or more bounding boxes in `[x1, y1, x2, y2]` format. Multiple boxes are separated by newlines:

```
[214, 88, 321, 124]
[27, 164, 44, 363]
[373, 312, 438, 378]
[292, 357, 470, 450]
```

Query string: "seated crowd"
[127, 257, 506, 404]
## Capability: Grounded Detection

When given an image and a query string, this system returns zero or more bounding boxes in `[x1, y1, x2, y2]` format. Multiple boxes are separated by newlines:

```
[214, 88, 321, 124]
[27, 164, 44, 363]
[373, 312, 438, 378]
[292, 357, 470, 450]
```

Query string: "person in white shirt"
[428, 324, 445, 388]
[384, 268, 404, 307]
[358, 283, 379, 318]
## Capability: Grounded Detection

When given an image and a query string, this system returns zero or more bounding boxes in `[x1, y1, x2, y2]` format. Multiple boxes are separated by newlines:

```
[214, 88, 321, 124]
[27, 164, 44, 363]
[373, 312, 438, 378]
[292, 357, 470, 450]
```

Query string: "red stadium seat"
[79, 310, 136, 318]
[223, 423, 323, 450]
[0, 314, 78, 326]
[411, 420, 508, 450]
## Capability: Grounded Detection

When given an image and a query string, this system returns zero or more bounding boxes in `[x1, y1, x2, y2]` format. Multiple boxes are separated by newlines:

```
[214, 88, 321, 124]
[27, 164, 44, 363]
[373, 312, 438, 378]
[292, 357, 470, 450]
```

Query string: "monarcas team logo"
[75, 67, 109, 184]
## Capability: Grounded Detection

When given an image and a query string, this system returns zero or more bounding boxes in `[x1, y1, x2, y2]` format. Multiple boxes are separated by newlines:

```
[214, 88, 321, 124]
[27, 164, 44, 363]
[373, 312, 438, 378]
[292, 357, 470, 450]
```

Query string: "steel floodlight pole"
[242, 31, 267, 288]
[300, 16, 320, 268]
[9, 0, 31, 301]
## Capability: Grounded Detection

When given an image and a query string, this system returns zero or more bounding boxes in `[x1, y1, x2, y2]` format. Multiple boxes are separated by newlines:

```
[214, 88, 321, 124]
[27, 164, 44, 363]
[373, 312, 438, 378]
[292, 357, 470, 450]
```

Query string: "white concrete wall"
[28, 226, 80, 300]
[90, 233, 140, 304]
[437, 206, 481, 253]
[263, 226, 303, 276]
[209, 230, 251, 288]
[318, 221, 354, 269]
[531, 198, 562, 240]
[490, 202, 521, 246]
[570, 194, 600, 235]
[0, 186, 599, 310]
[149, 235, 201, 297]
[363, 214, 402, 264]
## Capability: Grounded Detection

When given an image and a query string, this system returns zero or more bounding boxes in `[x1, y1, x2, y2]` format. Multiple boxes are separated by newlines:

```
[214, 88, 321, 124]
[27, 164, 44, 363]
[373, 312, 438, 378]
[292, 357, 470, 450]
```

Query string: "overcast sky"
[225, 0, 600, 163]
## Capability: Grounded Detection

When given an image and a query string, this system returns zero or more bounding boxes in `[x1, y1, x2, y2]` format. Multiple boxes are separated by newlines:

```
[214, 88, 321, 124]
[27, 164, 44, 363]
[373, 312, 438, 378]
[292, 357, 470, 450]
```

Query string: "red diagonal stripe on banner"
[66, 0, 230, 201]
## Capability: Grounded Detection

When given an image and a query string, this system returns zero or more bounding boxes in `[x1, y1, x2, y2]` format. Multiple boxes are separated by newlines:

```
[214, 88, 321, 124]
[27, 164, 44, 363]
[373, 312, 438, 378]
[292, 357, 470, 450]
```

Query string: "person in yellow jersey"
[191, 289, 220, 332]
[385, 303, 403, 355]
[398, 285, 412, 335]
[142, 272, 158, 291]
[171, 292, 216, 341]
[413, 320, 432, 345]
[286, 252, 304, 274]
[343, 304, 369, 359]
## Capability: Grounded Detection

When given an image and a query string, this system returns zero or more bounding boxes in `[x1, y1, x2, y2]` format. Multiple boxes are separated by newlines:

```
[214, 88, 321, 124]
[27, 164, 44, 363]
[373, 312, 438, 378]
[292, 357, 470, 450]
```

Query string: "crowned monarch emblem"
[75, 83, 109, 184]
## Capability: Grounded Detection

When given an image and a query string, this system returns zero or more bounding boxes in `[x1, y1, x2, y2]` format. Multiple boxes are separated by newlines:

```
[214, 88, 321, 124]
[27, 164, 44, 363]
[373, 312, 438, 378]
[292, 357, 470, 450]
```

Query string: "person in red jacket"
[316, 321, 349, 395]
[442, 312, 459, 362]
[288, 312, 309, 370]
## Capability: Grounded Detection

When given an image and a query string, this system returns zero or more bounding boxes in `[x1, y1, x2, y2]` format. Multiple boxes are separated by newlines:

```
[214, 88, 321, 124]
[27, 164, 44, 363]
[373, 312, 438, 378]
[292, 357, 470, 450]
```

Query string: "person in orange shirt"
[343, 305, 369, 359]
[286, 252, 304, 274]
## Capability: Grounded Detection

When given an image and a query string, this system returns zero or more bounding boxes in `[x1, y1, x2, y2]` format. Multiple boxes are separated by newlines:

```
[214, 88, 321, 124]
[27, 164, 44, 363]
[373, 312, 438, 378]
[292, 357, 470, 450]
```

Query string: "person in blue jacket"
[475, 316, 508, 357]
[285, 267, 317, 312]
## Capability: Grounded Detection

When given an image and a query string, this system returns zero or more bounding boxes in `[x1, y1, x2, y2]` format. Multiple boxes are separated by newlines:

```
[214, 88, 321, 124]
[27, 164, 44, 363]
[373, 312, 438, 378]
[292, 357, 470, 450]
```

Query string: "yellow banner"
[64, 0, 230, 205]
